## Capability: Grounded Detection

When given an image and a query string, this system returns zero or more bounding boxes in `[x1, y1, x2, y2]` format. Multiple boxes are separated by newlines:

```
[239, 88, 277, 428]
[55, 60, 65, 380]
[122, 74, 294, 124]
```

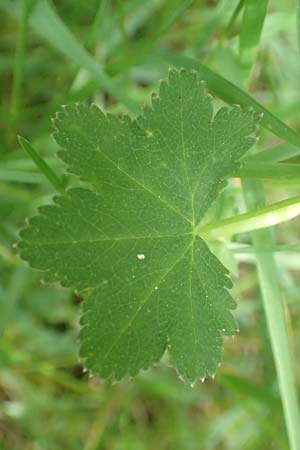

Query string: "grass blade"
[10, 0, 30, 119]
[242, 179, 300, 450]
[245, 143, 300, 163]
[221, 0, 245, 42]
[1, 0, 138, 112]
[234, 162, 300, 179]
[232, 244, 300, 254]
[154, 0, 194, 41]
[296, 0, 300, 67]
[161, 53, 300, 147]
[0, 169, 44, 184]
[18, 136, 64, 193]
[31, 0, 138, 112]
[239, 0, 269, 71]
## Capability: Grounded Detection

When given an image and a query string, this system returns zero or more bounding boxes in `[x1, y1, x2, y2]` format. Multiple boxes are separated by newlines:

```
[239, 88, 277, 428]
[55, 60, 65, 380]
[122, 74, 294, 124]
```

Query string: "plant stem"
[197, 195, 300, 239]
[242, 179, 300, 450]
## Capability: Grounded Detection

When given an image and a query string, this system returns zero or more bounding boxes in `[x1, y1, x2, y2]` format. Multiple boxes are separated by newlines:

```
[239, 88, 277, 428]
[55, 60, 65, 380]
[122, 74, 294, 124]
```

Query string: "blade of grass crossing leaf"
[18, 136, 64, 194]
[162, 53, 300, 147]
[242, 179, 300, 450]
[239, 0, 268, 71]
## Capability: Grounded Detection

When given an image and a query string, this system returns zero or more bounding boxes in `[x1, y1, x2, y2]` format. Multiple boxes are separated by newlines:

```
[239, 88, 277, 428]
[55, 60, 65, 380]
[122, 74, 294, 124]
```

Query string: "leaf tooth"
[158, 79, 169, 99]
[79, 335, 166, 382]
[168, 67, 180, 82]
[175, 366, 208, 387]
[168, 67, 178, 75]
[151, 92, 160, 109]
[91, 102, 105, 118]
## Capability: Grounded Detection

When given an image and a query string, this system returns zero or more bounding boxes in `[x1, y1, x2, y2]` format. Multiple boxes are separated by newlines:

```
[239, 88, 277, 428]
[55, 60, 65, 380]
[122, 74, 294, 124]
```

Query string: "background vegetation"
[1, 1, 300, 449]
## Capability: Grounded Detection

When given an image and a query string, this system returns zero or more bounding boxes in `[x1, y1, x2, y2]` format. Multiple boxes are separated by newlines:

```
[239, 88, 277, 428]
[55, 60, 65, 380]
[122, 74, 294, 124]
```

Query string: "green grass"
[243, 179, 300, 450]
[1, 1, 300, 449]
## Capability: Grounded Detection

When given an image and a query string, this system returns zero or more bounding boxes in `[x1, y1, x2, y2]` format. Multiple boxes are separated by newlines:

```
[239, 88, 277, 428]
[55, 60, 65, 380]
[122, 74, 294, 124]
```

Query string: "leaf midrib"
[24, 232, 193, 247]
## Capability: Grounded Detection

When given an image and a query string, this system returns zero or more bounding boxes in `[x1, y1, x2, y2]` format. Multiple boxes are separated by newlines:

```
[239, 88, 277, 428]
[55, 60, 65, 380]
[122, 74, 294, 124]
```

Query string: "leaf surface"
[19, 70, 258, 382]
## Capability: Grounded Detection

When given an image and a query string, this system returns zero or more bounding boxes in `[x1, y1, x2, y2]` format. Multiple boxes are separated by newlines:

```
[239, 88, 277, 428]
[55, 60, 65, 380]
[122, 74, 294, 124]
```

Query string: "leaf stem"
[197, 195, 300, 239]
[18, 136, 65, 194]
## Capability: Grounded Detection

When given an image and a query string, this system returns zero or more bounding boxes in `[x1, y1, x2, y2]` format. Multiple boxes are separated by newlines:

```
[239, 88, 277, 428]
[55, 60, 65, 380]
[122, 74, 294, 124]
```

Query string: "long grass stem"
[242, 179, 300, 450]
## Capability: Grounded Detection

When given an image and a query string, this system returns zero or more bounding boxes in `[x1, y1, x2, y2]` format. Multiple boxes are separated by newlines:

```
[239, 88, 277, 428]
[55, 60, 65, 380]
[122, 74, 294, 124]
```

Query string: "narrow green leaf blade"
[245, 143, 300, 163]
[243, 179, 300, 450]
[233, 162, 300, 179]
[18, 136, 65, 194]
[1, 0, 138, 112]
[239, 0, 269, 69]
[295, 0, 300, 68]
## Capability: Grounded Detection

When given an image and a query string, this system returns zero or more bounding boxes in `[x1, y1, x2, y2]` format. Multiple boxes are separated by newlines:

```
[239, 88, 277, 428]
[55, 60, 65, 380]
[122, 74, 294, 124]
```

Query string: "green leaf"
[162, 53, 300, 147]
[19, 70, 258, 383]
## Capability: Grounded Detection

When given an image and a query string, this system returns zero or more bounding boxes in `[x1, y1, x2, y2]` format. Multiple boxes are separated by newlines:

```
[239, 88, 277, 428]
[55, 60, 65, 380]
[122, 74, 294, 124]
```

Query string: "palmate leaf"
[19, 70, 258, 383]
